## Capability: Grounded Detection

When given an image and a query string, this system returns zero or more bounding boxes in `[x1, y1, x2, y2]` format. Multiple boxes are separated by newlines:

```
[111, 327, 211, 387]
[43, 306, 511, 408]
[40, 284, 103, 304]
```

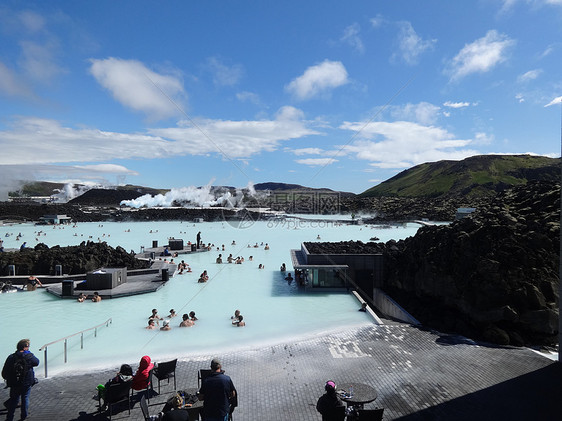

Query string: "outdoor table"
[337, 382, 378, 408]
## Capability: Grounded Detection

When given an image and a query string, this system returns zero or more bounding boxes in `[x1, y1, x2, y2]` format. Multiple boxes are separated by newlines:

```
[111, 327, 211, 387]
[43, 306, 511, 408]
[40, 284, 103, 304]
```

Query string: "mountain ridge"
[360, 154, 560, 198]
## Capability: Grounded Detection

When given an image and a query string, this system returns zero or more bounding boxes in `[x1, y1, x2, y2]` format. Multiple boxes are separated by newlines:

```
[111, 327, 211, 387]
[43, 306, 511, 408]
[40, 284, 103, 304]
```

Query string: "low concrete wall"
[351, 290, 383, 325]
[373, 287, 420, 325]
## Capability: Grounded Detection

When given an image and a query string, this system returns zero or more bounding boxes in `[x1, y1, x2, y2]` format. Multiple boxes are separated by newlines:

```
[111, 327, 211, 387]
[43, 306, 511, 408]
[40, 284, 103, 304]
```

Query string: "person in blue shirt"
[2, 339, 40, 421]
[197, 358, 236, 421]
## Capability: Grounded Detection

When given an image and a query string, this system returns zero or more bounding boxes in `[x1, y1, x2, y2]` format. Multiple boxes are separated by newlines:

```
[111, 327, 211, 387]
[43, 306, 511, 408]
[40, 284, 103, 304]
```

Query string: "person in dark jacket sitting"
[316, 380, 345, 421]
[2, 339, 40, 421]
[97, 363, 133, 409]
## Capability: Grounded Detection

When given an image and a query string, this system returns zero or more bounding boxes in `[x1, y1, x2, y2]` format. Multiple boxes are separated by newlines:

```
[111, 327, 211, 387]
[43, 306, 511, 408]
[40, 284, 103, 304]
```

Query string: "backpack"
[12, 354, 28, 386]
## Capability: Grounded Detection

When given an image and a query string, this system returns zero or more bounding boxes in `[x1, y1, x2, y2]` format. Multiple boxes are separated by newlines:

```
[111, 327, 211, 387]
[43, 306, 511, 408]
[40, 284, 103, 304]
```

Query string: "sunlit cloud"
[285, 60, 349, 100]
[74, 164, 139, 174]
[152, 107, 318, 159]
[544, 96, 562, 107]
[89, 57, 186, 121]
[295, 158, 338, 166]
[0, 108, 319, 166]
[517, 69, 542, 83]
[291, 148, 324, 156]
[393, 21, 436, 65]
[445, 30, 515, 82]
[390, 102, 441, 125]
[443, 101, 470, 108]
[473, 132, 494, 145]
[341, 120, 479, 169]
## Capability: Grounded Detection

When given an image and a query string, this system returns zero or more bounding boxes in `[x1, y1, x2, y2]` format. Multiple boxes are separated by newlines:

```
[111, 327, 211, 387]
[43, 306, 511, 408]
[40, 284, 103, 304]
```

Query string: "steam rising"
[52, 183, 99, 203]
[120, 181, 263, 209]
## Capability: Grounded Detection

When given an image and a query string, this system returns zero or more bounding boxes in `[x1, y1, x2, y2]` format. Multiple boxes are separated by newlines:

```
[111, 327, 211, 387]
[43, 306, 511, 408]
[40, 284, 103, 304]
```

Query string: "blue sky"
[0, 0, 561, 198]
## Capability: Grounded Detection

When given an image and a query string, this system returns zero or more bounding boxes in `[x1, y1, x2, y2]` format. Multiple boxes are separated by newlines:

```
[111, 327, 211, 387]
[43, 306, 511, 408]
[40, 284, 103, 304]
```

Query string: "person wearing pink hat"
[316, 380, 345, 420]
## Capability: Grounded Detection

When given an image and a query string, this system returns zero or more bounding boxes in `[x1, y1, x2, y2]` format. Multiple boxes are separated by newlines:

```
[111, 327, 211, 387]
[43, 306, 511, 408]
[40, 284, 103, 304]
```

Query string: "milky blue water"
[0, 217, 422, 377]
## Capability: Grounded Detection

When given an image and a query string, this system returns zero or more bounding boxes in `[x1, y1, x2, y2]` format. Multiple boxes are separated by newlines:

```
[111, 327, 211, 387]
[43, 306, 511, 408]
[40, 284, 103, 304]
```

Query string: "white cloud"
[390, 102, 441, 125]
[291, 148, 324, 156]
[0, 109, 318, 166]
[152, 107, 318, 159]
[544, 96, 562, 107]
[370, 14, 385, 28]
[285, 60, 349, 100]
[341, 120, 479, 169]
[89, 57, 186, 120]
[74, 164, 139, 174]
[499, 0, 518, 13]
[515, 93, 525, 103]
[393, 21, 436, 65]
[443, 101, 470, 108]
[206, 57, 244, 87]
[517, 69, 542, 83]
[295, 158, 338, 166]
[0, 117, 173, 165]
[275, 105, 305, 121]
[341, 23, 364, 53]
[236, 91, 261, 105]
[473, 132, 494, 145]
[445, 30, 515, 82]
[539, 45, 554, 59]
[0, 61, 34, 98]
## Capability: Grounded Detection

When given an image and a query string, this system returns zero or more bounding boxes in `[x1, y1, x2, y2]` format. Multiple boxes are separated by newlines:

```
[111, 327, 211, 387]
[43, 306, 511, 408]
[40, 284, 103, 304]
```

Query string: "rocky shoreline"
[0, 241, 150, 277]
[308, 181, 560, 347]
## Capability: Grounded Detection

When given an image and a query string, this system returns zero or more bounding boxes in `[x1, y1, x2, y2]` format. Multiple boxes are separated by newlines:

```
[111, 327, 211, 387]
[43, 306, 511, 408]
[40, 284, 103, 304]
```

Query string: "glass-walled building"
[290, 242, 383, 295]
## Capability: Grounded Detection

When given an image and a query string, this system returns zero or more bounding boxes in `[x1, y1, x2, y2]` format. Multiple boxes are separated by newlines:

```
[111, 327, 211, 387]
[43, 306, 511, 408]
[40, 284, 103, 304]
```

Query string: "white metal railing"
[38, 318, 112, 378]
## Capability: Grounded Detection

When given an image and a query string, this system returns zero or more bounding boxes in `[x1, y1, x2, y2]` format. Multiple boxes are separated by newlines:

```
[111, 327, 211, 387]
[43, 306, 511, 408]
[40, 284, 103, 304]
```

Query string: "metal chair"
[99, 380, 132, 420]
[197, 368, 213, 388]
[154, 358, 177, 394]
[357, 408, 384, 421]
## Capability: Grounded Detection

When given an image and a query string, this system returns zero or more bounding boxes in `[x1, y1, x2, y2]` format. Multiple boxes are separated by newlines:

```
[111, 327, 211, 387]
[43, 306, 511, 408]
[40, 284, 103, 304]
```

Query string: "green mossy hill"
[360, 155, 560, 199]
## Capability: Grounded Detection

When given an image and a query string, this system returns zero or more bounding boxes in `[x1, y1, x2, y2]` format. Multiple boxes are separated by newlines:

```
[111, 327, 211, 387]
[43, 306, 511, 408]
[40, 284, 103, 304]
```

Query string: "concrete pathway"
[1, 323, 558, 420]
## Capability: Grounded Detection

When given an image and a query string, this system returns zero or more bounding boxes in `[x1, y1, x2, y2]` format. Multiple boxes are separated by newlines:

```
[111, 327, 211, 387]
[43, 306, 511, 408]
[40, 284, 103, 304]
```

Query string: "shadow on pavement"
[394, 362, 560, 421]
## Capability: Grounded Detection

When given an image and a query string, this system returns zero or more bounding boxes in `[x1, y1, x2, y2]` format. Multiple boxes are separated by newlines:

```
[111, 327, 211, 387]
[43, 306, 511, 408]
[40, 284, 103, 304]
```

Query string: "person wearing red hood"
[132, 355, 154, 390]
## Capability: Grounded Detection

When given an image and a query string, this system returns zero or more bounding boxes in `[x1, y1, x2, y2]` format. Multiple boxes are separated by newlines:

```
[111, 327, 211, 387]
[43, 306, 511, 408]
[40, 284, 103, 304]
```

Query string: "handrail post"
[39, 317, 112, 378]
[44, 348, 48, 378]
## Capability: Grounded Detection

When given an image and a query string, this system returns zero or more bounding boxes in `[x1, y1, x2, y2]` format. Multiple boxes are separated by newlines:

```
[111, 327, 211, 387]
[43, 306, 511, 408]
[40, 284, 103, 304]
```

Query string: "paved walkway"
[1, 323, 559, 420]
